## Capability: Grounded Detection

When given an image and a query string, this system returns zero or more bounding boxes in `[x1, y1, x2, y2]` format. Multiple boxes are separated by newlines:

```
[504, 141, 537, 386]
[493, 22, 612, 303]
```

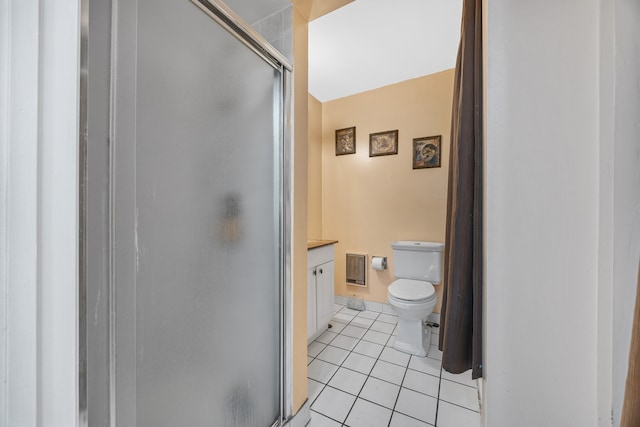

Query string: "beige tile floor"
[307, 304, 481, 427]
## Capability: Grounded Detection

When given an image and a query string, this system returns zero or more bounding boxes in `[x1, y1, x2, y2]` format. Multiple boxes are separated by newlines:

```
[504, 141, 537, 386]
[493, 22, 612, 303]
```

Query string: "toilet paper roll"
[371, 256, 387, 270]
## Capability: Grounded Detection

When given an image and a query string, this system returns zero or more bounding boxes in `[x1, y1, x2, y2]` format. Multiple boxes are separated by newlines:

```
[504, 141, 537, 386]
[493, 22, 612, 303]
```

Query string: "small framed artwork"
[413, 135, 442, 169]
[369, 130, 398, 157]
[335, 126, 356, 156]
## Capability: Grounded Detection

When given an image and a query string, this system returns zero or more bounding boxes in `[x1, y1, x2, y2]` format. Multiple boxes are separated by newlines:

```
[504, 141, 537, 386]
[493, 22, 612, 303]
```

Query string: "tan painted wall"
[291, 6, 308, 414]
[320, 69, 455, 310]
[294, 0, 353, 21]
[308, 94, 323, 238]
[291, 0, 354, 414]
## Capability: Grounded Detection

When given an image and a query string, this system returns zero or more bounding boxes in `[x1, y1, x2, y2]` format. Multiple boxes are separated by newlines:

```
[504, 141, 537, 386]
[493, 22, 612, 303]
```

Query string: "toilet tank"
[391, 241, 444, 283]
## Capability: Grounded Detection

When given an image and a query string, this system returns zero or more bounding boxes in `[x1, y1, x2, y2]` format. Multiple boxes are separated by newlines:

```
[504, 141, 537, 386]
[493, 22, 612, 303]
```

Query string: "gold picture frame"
[412, 135, 442, 169]
[369, 130, 398, 157]
[335, 126, 356, 155]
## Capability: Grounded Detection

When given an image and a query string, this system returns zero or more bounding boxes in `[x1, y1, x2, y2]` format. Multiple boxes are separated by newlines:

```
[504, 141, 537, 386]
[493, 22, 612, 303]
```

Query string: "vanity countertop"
[307, 239, 338, 250]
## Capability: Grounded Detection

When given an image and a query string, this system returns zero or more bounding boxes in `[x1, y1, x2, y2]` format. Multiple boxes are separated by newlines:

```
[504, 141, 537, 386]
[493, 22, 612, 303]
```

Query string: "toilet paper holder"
[371, 256, 387, 270]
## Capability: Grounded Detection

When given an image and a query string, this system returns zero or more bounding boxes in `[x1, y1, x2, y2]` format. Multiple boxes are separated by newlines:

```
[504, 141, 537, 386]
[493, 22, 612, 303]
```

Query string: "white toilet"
[387, 241, 444, 357]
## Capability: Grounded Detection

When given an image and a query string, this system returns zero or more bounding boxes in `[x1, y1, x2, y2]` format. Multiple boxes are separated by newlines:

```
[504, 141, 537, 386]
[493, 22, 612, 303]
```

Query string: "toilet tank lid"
[391, 241, 444, 252]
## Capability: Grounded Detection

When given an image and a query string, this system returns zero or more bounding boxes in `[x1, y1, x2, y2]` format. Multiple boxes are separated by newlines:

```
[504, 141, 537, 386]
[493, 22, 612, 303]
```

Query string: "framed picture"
[369, 130, 398, 157]
[335, 126, 356, 155]
[412, 135, 442, 169]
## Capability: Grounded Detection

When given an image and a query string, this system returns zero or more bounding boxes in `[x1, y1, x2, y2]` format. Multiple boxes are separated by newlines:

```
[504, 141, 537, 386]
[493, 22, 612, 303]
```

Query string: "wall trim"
[283, 399, 310, 427]
[1, 0, 81, 425]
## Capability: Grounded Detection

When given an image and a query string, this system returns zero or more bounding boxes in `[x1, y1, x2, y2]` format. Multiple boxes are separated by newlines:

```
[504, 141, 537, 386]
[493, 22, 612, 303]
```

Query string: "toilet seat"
[388, 279, 436, 302]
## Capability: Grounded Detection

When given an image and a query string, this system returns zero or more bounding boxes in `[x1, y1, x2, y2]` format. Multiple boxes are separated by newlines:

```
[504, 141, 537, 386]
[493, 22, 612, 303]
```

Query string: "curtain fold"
[438, 0, 483, 379]
[621, 261, 640, 426]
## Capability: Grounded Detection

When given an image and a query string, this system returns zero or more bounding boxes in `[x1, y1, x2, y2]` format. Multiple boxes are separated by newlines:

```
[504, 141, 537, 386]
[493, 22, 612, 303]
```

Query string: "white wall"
[597, 1, 614, 424]
[1, 0, 637, 425]
[486, 1, 640, 425]
[485, 1, 601, 425]
[0, 0, 81, 425]
[1, 2, 41, 424]
[612, 1, 640, 424]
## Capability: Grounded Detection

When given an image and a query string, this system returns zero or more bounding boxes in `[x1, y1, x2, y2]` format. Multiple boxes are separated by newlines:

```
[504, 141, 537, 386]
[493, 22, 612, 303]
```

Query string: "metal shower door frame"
[189, 3, 294, 424]
[78, 0, 294, 424]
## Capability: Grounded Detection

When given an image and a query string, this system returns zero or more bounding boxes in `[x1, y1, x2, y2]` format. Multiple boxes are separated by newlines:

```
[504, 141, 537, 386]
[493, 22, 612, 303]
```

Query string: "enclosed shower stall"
[84, 0, 292, 425]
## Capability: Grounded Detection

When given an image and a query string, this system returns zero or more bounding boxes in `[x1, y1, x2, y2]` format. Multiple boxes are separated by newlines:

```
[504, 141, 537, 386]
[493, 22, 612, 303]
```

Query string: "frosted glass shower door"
[110, 0, 288, 426]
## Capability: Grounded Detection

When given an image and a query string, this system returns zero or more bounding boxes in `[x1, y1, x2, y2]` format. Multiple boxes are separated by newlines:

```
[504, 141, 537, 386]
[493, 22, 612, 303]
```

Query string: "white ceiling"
[309, 0, 463, 102]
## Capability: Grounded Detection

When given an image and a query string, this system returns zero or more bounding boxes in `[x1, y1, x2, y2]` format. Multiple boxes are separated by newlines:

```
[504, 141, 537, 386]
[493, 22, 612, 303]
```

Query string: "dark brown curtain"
[438, 0, 483, 379]
[621, 261, 640, 426]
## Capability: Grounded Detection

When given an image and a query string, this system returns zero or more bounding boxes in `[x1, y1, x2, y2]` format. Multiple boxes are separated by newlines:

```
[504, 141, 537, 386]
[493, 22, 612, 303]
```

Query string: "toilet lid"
[388, 279, 435, 302]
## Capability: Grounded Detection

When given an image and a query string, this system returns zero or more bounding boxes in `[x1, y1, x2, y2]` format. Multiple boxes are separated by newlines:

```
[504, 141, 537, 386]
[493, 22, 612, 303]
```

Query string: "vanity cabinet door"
[315, 261, 334, 330]
[307, 244, 335, 343]
[307, 267, 317, 341]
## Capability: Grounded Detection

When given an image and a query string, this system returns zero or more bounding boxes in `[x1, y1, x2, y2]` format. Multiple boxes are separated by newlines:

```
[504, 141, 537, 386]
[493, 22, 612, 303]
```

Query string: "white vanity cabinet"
[307, 243, 335, 343]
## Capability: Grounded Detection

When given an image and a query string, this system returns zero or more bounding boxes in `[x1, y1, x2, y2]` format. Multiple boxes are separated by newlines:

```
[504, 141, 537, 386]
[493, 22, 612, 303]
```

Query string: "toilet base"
[393, 317, 432, 357]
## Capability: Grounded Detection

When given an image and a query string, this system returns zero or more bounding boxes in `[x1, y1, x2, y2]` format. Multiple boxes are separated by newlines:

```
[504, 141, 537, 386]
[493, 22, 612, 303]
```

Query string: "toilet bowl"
[387, 241, 443, 357]
[388, 279, 437, 357]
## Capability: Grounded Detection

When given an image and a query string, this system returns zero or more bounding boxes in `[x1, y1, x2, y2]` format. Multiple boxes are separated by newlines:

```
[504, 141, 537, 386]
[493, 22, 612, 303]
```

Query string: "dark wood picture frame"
[412, 135, 442, 169]
[335, 126, 356, 155]
[369, 130, 398, 157]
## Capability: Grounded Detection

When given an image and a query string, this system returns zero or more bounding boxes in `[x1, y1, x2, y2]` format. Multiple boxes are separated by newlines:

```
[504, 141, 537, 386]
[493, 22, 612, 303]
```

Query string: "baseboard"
[336, 296, 443, 322]
[366, 301, 384, 312]
[283, 400, 310, 427]
[382, 303, 396, 314]
[428, 312, 441, 325]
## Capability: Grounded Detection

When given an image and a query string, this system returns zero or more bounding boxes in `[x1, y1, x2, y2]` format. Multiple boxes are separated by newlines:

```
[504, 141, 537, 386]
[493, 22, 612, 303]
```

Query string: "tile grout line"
[338, 305, 387, 425]
[434, 361, 444, 426]
[310, 305, 385, 424]
[387, 353, 411, 427]
[306, 307, 347, 412]
[311, 304, 452, 426]
[341, 305, 406, 425]
[332, 305, 402, 425]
